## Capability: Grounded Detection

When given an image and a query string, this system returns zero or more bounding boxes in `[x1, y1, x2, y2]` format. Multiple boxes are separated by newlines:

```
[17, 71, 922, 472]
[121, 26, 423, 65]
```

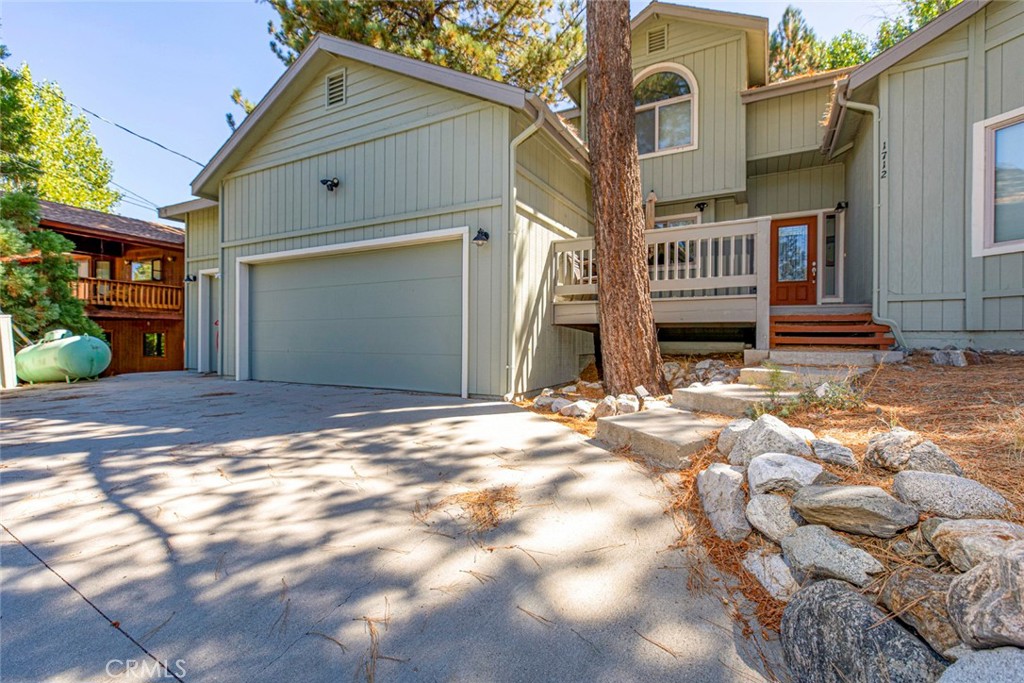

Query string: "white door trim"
[196, 268, 219, 373]
[235, 227, 471, 398]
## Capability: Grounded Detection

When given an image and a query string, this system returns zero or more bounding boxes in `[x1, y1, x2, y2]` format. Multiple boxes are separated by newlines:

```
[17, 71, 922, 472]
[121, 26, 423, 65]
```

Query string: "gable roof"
[38, 200, 184, 247]
[158, 197, 218, 222]
[191, 33, 586, 199]
[822, 0, 991, 156]
[562, 1, 770, 102]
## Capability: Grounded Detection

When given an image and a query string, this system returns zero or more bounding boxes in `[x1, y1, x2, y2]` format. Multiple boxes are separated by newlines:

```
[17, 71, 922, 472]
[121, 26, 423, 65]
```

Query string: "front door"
[770, 216, 817, 305]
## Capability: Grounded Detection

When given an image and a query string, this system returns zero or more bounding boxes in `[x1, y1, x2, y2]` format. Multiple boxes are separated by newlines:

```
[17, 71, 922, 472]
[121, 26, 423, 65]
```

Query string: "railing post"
[755, 218, 772, 350]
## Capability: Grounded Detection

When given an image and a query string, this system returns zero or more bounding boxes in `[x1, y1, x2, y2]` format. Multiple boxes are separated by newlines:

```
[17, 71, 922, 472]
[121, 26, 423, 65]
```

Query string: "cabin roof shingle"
[38, 200, 184, 247]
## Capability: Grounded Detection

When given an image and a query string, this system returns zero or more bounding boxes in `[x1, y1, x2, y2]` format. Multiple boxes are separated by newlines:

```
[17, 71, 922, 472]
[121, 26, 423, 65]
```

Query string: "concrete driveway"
[1, 373, 777, 682]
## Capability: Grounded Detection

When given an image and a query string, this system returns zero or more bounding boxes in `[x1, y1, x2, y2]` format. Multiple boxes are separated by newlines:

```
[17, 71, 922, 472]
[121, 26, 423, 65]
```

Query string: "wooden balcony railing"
[74, 278, 183, 311]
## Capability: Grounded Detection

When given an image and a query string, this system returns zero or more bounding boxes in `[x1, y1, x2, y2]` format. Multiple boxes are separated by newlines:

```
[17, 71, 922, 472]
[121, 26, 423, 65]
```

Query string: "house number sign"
[880, 141, 888, 179]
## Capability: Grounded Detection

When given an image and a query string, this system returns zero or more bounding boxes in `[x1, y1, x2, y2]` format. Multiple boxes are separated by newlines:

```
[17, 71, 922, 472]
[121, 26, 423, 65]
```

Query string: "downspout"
[836, 91, 907, 349]
[503, 98, 546, 400]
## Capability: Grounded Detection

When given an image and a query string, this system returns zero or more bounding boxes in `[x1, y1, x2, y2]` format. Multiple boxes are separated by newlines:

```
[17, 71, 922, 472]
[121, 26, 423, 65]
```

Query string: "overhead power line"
[34, 84, 205, 168]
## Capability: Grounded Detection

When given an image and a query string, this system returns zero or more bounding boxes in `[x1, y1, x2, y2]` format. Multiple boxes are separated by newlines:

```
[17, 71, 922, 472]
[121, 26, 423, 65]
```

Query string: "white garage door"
[248, 240, 462, 394]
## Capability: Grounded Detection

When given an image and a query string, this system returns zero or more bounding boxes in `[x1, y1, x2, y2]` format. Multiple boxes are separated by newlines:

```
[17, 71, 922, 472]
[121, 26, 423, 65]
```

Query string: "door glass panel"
[994, 120, 1024, 243]
[777, 225, 809, 282]
[635, 108, 656, 155]
[824, 215, 837, 297]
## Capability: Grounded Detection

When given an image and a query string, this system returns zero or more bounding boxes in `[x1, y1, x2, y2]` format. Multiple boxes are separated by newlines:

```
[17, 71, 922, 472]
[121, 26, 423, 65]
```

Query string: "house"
[38, 200, 185, 374]
[161, 0, 1024, 398]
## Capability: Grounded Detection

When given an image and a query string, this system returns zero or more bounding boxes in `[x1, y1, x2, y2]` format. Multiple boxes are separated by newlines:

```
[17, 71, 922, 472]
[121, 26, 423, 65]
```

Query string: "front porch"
[552, 213, 893, 350]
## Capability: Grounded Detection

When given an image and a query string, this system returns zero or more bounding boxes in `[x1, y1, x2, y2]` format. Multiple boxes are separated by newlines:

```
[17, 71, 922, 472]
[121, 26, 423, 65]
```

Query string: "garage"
[246, 237, 465, 395]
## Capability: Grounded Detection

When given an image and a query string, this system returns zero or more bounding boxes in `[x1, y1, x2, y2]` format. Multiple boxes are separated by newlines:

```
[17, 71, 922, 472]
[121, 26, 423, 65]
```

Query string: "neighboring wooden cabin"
[38, 200, 185, 374]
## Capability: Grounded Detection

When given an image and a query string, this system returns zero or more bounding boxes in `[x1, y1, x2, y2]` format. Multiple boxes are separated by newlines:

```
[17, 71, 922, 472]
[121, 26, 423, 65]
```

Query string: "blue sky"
[4, 0, 902, 223]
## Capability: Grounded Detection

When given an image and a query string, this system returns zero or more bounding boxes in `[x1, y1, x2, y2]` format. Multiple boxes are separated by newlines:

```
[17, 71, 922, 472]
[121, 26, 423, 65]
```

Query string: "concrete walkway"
[1, 373, 778, 682]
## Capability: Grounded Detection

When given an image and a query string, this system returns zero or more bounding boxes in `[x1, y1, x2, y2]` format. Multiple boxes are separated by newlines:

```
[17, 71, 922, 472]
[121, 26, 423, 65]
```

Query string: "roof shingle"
[37, 200, 184, 246]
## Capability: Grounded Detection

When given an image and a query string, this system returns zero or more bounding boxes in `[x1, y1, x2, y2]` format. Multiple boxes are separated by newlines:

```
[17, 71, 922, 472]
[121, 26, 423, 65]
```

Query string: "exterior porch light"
[320, 177, 340, 191]
[694, 201, 708, 213]
[472, 229, 490, 246]
[183, 274, 197, 283]
[835, 201, 849, 213]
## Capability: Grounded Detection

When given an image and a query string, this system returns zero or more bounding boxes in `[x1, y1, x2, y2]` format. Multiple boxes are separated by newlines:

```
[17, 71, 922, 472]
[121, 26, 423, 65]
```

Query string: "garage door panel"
[248, 240, 462, 394]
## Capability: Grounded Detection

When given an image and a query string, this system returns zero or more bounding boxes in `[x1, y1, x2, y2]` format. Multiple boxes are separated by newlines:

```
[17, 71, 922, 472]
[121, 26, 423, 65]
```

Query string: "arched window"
[633, 65, 697, 156]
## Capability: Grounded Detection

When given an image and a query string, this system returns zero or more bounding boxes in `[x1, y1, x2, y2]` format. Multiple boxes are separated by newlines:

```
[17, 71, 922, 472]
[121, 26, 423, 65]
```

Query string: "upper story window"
[633, 64, 698, 157]
[973, 104, 1024, 257]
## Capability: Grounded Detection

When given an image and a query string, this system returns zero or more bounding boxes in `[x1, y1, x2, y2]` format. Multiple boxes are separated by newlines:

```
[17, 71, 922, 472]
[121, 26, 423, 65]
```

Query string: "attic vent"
[325, 69, 347, 108]
[647, 26, 667, 54]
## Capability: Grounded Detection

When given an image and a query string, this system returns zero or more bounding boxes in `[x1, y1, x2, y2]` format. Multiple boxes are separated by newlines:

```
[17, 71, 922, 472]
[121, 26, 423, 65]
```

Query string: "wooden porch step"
[770, 312, 893, 350]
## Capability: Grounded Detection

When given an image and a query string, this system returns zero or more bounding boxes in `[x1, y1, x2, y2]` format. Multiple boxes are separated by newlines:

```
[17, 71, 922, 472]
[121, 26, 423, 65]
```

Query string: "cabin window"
[633, 65, 698, 157]
[130, 259, 162, 282]
[142, 332, 166, 357]
[95, 261, 111, 279]
[654, 213, 700, 229]
[973, 105, 1024, 256]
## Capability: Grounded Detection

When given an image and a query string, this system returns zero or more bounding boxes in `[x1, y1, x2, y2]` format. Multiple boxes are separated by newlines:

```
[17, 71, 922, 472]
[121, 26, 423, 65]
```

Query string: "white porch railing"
[553, 216, 772, 347]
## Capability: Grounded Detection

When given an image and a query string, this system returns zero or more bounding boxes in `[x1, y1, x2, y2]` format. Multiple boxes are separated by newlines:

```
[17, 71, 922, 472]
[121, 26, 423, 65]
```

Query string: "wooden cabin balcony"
[74, 277, 183, 312]
[553, 217, 774, 347]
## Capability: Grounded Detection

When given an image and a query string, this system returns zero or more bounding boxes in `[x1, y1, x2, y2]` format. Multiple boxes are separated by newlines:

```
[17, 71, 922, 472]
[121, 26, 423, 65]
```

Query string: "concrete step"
[671, 383, 798, 418]
[594, 407, 717, 468]
[744, 348, 904, 367]
[739, 365, 870, 388]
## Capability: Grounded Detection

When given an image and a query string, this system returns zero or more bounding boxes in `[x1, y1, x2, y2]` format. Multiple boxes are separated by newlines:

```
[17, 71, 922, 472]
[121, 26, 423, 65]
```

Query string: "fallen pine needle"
[517, 605, 553, 626]
[631, 627, 679, 658]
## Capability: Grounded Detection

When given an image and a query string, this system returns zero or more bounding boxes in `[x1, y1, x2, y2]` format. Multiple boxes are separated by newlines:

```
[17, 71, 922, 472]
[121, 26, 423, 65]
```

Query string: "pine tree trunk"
[585, 0, 665, 396]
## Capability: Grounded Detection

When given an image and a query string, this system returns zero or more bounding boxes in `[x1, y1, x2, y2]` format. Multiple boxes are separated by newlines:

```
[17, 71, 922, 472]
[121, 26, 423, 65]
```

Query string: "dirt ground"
[522, 352, 1024, 633]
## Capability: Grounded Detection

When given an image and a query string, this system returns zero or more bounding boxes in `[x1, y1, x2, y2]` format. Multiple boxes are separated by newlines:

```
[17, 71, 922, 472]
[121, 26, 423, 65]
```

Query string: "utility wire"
[1, 154, 161, 214]
[33, 83, 205, 168]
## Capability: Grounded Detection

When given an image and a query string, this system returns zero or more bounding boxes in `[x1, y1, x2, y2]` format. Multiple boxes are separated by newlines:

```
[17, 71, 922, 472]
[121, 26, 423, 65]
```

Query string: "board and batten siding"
[184, 205, 219, 370]
[878, 3, 1024, 345]
[841, 119, 875, 305]
[217, 57, 513, 397]
[747, 164, 845, 217]
[512, 113, 594, 394]
[630, 17, 747, 202]
[746, 85, 834, 160]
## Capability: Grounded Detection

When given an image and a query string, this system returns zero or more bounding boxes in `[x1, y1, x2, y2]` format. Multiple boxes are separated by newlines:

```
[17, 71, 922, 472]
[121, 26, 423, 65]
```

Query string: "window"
[131, 259, 162, 282]
[95, 261, 111, 279]
[633, 64, 697, 157]
[654, 213, 700, 229]
[142, 332, 166, 358]
[973, 105, 1024, 256]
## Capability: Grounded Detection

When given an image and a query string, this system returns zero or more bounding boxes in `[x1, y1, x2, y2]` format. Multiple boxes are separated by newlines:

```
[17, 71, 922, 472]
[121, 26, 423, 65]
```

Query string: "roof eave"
[158, 197, 218, 221]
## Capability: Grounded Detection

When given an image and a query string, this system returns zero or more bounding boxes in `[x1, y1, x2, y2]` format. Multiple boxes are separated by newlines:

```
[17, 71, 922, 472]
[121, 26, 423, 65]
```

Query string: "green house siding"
[876, 3, 1024, 344]
[512, 113, 594, 394]
[747, 164, 845, 216]
[842, 121, 875, 305]
[183, 205, 219, 370]
[627, 17, 747, 202]
[212, 58, 513, 397]
[746, 85, 834, 160]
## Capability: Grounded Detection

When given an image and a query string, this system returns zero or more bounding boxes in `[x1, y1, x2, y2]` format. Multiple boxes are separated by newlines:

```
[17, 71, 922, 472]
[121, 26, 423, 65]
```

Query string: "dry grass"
[436, 485, 521, 533]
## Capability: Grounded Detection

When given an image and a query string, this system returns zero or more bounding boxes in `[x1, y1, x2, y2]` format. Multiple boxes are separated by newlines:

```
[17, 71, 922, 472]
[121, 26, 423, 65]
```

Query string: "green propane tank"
[15, 329, 111, 383]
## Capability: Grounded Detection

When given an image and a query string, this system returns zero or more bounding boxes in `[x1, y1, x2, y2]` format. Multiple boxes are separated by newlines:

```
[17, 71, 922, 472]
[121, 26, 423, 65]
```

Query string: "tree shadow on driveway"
[0, 373, 783, 682]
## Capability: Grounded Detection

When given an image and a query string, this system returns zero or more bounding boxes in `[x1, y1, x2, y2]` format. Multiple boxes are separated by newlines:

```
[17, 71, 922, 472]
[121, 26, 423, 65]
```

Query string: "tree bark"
[585, 0, 665, 396]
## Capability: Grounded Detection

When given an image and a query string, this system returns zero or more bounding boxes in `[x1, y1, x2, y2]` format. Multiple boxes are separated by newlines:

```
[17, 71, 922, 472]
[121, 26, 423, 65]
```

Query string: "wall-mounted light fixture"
[834, 201, 849, 213]
[472, 229, 490, 247]
[184, 274, 197, 283]
[320, 177, 340, 192]
[695, 201, 709, 213]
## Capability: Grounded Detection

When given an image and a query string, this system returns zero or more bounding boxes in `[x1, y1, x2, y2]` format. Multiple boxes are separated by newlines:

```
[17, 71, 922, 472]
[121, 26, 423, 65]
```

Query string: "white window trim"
[633, 63, 699, 158]
[234, 227, 470, 398]
[196, 268, 219, 374]
[972, 104, 1024, 258]
[652, 211, 701, 229]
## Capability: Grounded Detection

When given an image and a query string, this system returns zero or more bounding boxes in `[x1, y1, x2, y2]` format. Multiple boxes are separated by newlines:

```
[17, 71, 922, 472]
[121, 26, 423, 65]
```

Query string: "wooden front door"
[770, 216, 818, 305]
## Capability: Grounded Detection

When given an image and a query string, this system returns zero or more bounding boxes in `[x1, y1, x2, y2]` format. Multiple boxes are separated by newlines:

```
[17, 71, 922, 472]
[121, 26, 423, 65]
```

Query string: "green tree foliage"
[875, 0, 963, 53]
[769, 6, 823, 81]
[820, 30, 872, 70]
[229, 0, 584, 129]
[13, 66, 121, 212]
[0, 48, 103, 341]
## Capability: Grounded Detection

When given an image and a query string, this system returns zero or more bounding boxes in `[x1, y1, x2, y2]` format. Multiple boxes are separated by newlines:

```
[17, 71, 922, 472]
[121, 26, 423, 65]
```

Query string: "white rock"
[615, 394, 640, 414]
[742, 549, 800, 601]
[812, 437, 858, 468]
[696, 463, 750, 542]
[746, 493, 802, 543]
[549, 398, 574, 413]
[643, 399, 671, 411]
[930, 519, 1024, 571]
[893, 471, 1012, 519]
[717, 418, 753, 457]
[938, 647, 1024, 682]
[792, 427, 816, 443]
[560, 384, 578, 394]
[559, 400, 597, 419]
[729, 414, 813, 466]
[780, 525, 884, 587]
[540, 388, 554, 397]
[533, 394, 556, 409]
[593, 395, 618, 419]
[747, 452, 824, 494]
